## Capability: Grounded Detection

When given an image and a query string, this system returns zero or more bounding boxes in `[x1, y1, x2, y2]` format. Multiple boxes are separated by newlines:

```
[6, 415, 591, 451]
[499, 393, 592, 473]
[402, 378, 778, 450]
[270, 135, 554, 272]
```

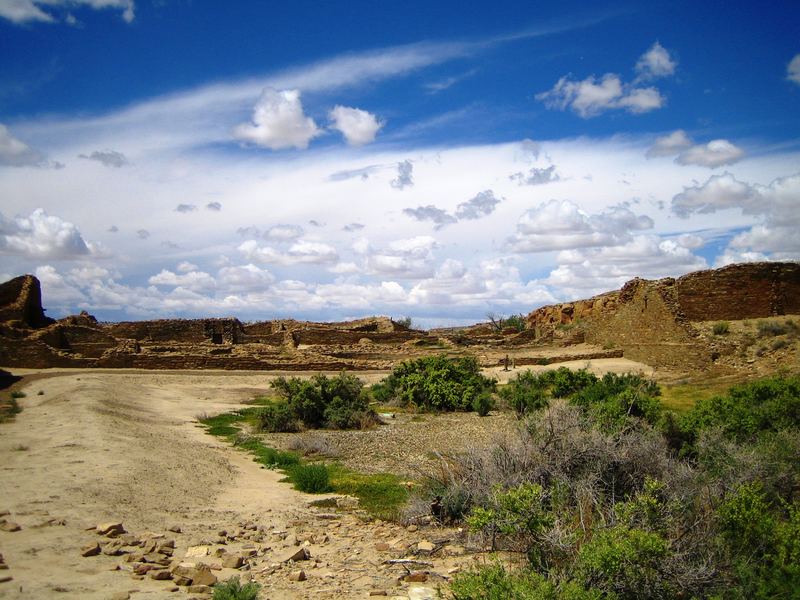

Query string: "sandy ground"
[0, 358, 651, 599]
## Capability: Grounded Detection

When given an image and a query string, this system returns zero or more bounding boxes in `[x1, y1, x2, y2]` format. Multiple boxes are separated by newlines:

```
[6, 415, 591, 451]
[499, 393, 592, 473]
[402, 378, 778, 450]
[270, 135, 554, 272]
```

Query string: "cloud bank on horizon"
[0, 1, 798, 326]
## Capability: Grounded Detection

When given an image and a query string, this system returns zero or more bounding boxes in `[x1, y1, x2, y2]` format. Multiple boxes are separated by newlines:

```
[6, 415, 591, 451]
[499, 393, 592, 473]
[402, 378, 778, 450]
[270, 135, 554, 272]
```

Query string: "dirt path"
[0, 372, 469, 599]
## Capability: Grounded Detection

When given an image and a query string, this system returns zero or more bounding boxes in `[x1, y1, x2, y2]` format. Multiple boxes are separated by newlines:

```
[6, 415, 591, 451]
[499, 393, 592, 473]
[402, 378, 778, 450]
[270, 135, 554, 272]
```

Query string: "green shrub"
[212, 576, 260, 600]
[450, 563, 601, 600]
[499, 370, 550, 418]
[290, 463, 331, 493]
[377, 355, 495, 412]
[680, 375, 800, 445]
[265, 372, 376, 431]
[712, 321, 730, 335]
[504, 314, 527, 332]
[473, 391, 494, 416]
[576, 526, 671, 598]
[257, 402, 299, 433]
[10, 390, 26, 399]
[235, 437, 300, 468]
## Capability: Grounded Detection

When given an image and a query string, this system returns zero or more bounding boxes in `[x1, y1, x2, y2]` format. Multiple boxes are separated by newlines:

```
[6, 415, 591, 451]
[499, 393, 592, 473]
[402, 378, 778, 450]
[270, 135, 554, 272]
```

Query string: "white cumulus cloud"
[635, 42, 677, 80]
[675, 139, 745, 168]
[238, 239, 338, 265]
[537, 73, 665, 117]
[0, 208, 98, 259]
[233, 88, 321, 150]
[508, 199, 653, 253]
[328, 105, 383, 146]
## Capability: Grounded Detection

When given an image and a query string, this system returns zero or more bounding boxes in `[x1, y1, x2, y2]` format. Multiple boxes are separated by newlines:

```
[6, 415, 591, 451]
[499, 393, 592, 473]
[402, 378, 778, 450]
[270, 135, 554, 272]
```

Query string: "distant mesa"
[0, 262, 798, 372]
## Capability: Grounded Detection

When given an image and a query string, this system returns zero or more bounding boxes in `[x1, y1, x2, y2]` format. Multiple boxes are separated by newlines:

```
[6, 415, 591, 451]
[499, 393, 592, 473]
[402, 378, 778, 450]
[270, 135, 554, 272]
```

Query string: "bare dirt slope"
[0, 371, 472, 600]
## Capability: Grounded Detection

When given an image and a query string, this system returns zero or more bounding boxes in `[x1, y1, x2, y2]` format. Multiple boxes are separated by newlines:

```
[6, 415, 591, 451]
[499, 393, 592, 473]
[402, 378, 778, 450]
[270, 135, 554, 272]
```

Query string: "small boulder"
[190, 565, 217, 587]
[149, 569, 172, 581]
[288, 569, 307, 582]
[281, 547, 311, 563]
[221, 555, 244, 569]
[80, 543, 101, 557]
[416, 540, 435, 553]
[96, 522, 125, 537]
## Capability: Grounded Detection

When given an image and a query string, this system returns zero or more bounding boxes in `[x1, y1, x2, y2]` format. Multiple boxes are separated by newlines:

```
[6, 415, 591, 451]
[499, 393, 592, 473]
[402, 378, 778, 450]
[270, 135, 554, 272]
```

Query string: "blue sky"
[1, 0, 799, 325]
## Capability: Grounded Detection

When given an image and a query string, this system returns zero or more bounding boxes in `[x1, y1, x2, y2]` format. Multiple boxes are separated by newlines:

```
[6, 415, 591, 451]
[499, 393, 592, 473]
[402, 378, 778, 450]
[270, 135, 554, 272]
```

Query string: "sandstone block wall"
[0, 275, 53, 328]
[675, 262, 800, 321]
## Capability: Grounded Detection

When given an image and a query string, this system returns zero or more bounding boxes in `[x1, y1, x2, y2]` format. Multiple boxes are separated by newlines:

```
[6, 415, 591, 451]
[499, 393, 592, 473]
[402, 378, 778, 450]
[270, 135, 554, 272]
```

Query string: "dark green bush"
[10, 390, 26, 399]
[680, 375, 800, 445]
[473, 391, 494, 416]
[377, 355, 495, 412]
[257, 402, 299, 433]
[450, 563, 601, 600]
[499, 370, 550, 418]
[212, 575, 260, 600]
[290, 463, 331, 493]
[264, 372, 376, 431]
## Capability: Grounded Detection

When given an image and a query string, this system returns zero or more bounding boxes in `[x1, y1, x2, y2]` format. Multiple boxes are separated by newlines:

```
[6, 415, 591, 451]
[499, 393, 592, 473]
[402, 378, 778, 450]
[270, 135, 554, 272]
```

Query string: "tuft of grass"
[757, 320, 788, 337]
[235, 437, 300, 468]
[0, 396, 22, 423]
[290, 463, 331, 493]
[12, 444, 29, 451]
[10, 390, 26, 399]
[212, 576, 260, 600]
[712, 321, 730, 335]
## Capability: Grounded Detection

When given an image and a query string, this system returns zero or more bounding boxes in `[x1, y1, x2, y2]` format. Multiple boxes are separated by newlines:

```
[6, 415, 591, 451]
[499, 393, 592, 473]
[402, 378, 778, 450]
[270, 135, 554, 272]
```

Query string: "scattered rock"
[0, 576, 12, 584]
[186, 545, 209, 558]
[80, 543, 101, 557]
[221, 554, 244, 569]
[406, 525, 418, 533]
[288, 569, 307, 582]
[187, 584, 213, 593]
[190, 565, 217, 587]
[168, 525, 182, 533]
[416, 540, 435, 553]
[443, 545, 465, 556]
[149, 569, 172, 581]
[96, 522, 125, 537]
[369, 590, 388, 596]
[281, 547, 311, 563]
[408, 587, 436, 600]
[404, 572, 428, 583]
[374, 542, 391, 552]
[0, 520, 21, 532]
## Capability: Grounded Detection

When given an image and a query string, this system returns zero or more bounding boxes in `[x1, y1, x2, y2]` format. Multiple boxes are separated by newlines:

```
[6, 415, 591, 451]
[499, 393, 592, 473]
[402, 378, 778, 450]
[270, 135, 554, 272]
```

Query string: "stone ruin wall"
[0, 275, 52, 328]
[674, 262, 800, 321]
[526, 262, 800, 370]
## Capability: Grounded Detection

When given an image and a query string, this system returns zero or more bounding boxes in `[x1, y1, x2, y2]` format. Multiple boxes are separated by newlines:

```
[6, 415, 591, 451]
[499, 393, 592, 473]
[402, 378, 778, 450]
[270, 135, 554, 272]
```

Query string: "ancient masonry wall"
[105, 319, 244, 344]
[0, 275, 52, 328]
[675, 262, 800, 321]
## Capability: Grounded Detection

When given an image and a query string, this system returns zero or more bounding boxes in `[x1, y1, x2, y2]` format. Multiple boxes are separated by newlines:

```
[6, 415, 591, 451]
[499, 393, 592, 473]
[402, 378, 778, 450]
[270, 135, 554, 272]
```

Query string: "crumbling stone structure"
[526, 262, 800, 369]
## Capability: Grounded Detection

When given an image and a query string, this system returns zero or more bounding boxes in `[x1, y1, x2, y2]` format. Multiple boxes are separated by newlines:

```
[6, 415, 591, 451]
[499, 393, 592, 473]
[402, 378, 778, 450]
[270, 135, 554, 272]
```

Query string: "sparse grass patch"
[10, 390, 26, 399]
[757, 319, 789, 337]
[327, 464, 409, 518]
[659, 380, 733, 413]
[712, 321, 730, 335]
[200, 402, 409, 517]
[12, 444, 29, 451]
[771, 338, 789, 351]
